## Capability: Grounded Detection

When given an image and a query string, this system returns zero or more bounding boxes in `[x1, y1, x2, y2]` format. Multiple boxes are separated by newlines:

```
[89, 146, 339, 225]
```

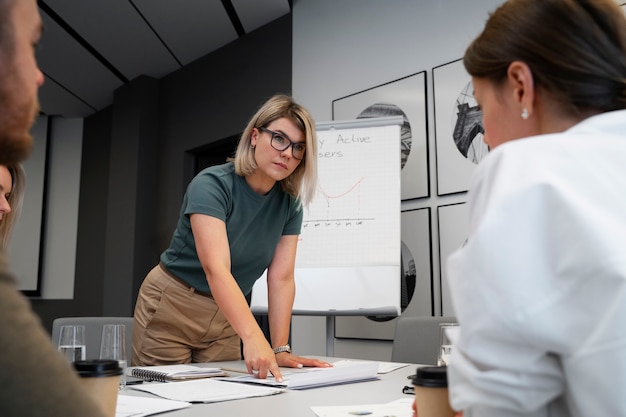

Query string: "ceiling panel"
[35, 1, 291, 118]
[37, 10, 124, 114]
[134, 0, 239, 66]
[44, 0, 181, 80]
[232, 0, 290, 33]
[38, 77, 96, 117]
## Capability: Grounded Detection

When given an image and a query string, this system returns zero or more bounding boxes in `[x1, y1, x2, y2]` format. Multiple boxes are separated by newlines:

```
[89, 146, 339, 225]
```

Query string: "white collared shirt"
[447, 110, 626, 417]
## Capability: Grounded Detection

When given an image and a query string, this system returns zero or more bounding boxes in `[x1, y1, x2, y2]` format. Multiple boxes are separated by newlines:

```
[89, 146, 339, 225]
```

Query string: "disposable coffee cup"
[74, 359, 123, 417]
[412, 366, 455, 417]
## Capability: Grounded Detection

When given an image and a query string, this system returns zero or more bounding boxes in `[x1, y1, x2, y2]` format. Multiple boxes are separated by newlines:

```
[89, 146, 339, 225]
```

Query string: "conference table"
[120, 357, 420, 416]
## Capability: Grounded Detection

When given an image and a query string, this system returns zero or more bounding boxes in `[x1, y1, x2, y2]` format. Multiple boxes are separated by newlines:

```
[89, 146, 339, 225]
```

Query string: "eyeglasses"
[259, 127, 306, 160]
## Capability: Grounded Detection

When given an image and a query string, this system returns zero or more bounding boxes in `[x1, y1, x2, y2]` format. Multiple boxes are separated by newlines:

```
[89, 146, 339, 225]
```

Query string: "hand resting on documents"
[244, 339, 332, 383]
[221, 360, 378, 389]
[276, 352, 332, 371]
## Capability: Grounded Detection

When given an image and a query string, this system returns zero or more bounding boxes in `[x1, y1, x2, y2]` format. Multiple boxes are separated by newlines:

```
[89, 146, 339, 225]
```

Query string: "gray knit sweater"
[0, 251, 107, 417]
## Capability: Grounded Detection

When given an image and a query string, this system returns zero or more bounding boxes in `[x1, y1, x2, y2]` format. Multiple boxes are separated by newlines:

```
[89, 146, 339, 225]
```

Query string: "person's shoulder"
[186, 163, 237, 201]
[193, 162, 236, 184]
[196, 162, 235, 177]
[469, 134, 564, 199]
[480, 133, 564, 173]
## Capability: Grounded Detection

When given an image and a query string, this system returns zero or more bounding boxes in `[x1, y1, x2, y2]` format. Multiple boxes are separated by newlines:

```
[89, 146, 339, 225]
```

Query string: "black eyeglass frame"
[259, 126, 306, 160]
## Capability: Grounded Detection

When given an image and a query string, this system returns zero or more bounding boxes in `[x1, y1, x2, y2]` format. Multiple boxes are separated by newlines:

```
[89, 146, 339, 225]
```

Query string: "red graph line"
[317, 178, 364, 200]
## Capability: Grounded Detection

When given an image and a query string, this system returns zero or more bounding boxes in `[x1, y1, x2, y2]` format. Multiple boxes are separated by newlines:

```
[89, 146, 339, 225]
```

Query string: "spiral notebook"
[128, 364, 228, 382]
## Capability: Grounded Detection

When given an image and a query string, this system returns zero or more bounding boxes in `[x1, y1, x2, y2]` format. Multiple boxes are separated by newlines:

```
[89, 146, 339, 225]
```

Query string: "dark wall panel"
[32, 14, 292, 332]
[155, 14, 293, 248]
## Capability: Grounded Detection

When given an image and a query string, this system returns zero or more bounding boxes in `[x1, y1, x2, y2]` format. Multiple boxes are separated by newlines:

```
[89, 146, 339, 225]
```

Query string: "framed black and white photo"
[437, 203, 468, 316]
[332, 72, 429, 201]
[433, 59, 488, 196]
[334, 207, 432, 340]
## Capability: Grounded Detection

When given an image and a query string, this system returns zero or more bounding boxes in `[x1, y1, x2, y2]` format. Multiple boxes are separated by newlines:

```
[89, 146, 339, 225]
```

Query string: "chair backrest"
[51, 317, 134, 364]
[391, 315, 457, 365]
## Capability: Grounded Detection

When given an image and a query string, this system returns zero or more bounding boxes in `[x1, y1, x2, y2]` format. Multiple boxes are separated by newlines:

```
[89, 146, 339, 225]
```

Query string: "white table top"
[121, 357, 420, 416]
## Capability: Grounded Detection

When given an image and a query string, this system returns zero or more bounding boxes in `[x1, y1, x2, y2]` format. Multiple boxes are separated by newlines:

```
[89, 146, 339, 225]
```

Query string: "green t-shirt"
[160, 162, 303, 296]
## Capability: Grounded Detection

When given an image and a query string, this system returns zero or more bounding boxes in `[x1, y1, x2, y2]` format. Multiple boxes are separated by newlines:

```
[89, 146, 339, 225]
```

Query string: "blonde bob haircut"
[0, 164, 25, 250]
[232, 94, 318, 207]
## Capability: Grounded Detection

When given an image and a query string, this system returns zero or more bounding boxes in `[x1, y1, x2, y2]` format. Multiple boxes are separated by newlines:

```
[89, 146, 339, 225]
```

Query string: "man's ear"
[507, 61, 535, 116]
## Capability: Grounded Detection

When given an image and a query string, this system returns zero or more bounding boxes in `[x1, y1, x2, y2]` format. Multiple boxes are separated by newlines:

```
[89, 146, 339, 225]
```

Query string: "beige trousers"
[132, 264, 241, 366]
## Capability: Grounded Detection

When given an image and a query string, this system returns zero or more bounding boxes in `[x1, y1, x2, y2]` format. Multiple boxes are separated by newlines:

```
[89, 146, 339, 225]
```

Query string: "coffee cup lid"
[73, 359, 123, 377]
[412, 366, 448, 388]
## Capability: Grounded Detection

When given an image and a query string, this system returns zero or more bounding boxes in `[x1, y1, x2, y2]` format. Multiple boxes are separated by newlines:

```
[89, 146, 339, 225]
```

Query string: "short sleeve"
[282, 199, 303, 235]
[183, 170, 231, 221]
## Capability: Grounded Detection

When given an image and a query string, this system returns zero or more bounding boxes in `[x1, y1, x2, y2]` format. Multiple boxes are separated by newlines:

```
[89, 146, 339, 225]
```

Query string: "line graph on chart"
[295, 123, 400, 268]
[303, 177, 376, 230]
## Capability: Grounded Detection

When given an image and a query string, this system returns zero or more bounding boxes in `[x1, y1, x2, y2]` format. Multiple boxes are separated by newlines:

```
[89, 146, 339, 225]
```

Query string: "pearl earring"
[521, 108, 529, 120]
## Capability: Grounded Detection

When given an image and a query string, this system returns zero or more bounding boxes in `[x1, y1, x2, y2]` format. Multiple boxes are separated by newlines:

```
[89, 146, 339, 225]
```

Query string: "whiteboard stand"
[326, 316, 335, 356]
[289, 308, 398, 357]
[250, 116, 404, 357]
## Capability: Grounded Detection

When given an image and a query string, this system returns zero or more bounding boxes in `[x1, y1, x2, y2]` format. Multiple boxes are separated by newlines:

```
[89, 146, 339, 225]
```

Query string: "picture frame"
[433, 59, 488, 196]
[332, 72, 429, 201]
[334, 207, 432, 340]
[437, 202, 468, 316]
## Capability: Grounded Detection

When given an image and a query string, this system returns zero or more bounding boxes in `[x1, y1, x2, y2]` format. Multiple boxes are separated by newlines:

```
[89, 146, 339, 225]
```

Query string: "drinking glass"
[99, 324, 127, 389]
[437, 323, 459, 366]
[58, 325, 86, 362]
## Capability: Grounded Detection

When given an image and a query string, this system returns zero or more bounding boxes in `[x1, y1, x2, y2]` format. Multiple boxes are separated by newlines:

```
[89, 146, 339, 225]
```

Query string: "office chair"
[391, 315, 457, 365]
[51, 316, 134, 364]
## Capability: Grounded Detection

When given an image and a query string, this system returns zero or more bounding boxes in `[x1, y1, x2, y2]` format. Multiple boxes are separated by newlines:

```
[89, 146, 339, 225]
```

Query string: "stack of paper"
[332, 359, 409, 374]
[116, 395, 190, 417]
[219, 360, 379, 389]
[311, 398, 414, 417]
[129, 378, 285, 403]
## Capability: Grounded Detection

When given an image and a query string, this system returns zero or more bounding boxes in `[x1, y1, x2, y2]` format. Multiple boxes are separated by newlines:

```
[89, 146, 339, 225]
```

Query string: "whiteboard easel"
[251, 116, 403, 356]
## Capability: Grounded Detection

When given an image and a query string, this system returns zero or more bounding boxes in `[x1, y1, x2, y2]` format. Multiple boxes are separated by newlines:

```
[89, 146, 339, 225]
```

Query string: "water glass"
[437, 323, 459, 366]
[58, 325, 86, 362]
[99, 324, 127, 389]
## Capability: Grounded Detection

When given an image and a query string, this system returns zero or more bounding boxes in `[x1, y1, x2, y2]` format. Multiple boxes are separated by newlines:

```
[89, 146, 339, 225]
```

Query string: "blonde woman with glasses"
[133, 94, 331, 381]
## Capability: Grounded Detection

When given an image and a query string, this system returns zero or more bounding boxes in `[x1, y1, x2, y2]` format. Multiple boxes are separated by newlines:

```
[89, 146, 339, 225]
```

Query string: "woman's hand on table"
[275, 352, 333, 369]
[243, 337, 283, 382]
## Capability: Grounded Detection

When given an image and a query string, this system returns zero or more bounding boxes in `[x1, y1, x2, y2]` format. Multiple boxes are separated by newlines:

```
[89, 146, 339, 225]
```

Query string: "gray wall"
[31, 14, 293, 332]
[290, 0, 505, 360]
[29, 1, 504, 361]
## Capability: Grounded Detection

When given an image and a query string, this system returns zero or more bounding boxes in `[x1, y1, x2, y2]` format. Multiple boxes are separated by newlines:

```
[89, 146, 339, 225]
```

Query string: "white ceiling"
[36, 0, 291, 118]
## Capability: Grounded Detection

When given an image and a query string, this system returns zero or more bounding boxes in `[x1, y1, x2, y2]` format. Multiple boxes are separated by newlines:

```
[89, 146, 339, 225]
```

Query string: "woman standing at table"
[445, 1, 626, 416]
[133, 94, 330, 381]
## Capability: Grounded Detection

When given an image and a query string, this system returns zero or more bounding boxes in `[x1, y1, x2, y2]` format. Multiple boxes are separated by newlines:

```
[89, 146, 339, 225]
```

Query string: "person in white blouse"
[446, 0, 626, 416]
